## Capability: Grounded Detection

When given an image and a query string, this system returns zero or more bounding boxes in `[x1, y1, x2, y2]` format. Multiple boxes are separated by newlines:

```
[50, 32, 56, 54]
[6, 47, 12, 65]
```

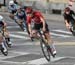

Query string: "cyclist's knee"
[4, 32, 9, 38]
[9, 13, 14, 19]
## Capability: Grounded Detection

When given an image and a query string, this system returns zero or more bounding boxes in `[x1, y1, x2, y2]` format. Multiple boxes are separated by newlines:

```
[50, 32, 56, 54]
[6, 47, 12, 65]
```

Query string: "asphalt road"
[0, 13, 75, 65]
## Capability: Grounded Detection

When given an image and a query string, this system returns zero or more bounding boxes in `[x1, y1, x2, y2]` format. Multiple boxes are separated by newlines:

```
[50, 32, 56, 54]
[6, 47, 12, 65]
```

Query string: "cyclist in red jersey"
[25, 7, 56, 55]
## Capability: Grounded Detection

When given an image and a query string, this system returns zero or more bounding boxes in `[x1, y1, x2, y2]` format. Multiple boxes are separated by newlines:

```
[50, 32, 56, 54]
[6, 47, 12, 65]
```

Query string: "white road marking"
[0, 61, 24, 64]
[26, 56, 66, 64]
[52, 29, 72, 34]
[16, 31, 28, 35]
[9, 34, 30, 39]
[0, 51, 30, 60]
[50, 32, 72, 37]
[7, 26, 19, 28]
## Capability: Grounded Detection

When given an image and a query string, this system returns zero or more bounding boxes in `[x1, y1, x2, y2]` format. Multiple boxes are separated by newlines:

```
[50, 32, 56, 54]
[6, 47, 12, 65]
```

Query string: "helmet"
[9, 0, 14, 5]
[64, 7, 70, 12]
[0, 15, 3, 21]
[26, 7, 33, 14]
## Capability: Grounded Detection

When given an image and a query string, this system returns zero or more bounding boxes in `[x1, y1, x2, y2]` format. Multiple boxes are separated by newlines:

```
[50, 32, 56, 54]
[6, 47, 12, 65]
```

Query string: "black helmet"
[64, 7, 70, 12]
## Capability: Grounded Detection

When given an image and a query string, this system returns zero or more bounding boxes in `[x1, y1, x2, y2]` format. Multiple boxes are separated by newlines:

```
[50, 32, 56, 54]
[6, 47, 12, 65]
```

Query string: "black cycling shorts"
[33, 23, 49, 32]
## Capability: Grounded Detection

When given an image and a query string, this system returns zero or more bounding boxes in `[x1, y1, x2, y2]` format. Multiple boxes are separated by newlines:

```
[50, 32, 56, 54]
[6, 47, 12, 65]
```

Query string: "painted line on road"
[50, 32, 72, 37]
[0, 51, 30, 60]
[52, 29, 72, 35]
[0, 60, 24, 64]
[25, 56, 66, 64]
[16, 31, 28, 35]
[10, 34, 30, 39]
[7, 26, 19, 28]
[11, 31, 72, 38]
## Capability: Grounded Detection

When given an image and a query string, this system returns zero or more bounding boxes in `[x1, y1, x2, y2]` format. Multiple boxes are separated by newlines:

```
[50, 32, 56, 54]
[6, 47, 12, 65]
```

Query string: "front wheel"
[40, 39, 51, 61]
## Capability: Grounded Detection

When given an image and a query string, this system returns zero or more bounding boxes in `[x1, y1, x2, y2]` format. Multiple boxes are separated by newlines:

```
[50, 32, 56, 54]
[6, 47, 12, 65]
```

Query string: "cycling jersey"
[27, 11, 44, 24]
[8, 4, 17, 14]
[15, 10, 26, 20]
[27, 11, 49, 32]
[63, 10, 75, 23]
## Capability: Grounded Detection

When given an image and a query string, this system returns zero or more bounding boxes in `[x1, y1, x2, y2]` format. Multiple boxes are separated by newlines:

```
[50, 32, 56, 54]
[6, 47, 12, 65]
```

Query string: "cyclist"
[8, 0, 18, 19]
[25, 7, 56, 55]
[63, 7, 75, 32]
[14, 6, 27, 31]
[0, 15, 11, 52]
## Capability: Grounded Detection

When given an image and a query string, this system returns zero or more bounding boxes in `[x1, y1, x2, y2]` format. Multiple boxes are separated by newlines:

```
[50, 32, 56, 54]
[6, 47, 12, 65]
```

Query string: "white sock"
[2, 42, 7, 51]
[50, 43, 56, 51]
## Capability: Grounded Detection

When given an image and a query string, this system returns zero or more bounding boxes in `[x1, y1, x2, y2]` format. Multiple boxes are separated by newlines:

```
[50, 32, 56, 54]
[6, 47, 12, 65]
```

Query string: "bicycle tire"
[40, 39, 51, 61]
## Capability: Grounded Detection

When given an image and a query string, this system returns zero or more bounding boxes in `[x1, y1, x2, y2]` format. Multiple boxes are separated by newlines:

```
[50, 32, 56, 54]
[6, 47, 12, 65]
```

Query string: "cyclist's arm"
[27, 16, 32, 34]
[40, 17, 45, 30]
[71, 10, 75, 16]
[65, 20, 69, 25]
[28, 23, 32, 34]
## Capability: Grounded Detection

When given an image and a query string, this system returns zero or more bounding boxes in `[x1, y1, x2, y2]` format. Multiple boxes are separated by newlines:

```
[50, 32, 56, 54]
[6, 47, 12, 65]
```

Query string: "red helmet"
[26, 7, 33, 14]
[64, 7, 70, 12]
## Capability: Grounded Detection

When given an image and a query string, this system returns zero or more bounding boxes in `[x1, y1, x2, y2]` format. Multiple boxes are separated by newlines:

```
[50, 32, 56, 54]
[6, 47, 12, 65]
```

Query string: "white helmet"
[9, 0, 14, 5]
[0, 15, 3, 21]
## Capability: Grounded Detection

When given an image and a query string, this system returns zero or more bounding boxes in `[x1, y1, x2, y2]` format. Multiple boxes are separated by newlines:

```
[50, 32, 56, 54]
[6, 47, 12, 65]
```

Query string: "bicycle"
[31, 30, 55, 61]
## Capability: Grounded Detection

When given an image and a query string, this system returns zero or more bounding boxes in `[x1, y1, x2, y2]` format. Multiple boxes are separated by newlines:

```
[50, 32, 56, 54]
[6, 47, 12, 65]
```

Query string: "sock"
[2, 42, 7, 50]
[50, 43, 56, 51]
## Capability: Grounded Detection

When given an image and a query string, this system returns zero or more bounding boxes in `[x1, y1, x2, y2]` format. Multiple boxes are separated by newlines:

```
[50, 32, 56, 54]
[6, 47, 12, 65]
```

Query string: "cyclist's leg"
[9, 13, 14, 20]
[22, 20, 27, 31]
[4, 30, 11, 45]
[0, 33, 7, 52]
[31, 23, 41, 38]
[41, 23, 56, 55]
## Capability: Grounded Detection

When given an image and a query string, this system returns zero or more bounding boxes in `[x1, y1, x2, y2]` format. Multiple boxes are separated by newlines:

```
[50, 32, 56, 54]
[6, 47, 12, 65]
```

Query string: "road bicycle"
[31, 30, 55, 61]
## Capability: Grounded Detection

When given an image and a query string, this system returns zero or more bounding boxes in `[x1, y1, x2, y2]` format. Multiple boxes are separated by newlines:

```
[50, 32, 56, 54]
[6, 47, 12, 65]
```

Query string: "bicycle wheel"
[40, 39, 51, 61]
[0, 43, 8, 56]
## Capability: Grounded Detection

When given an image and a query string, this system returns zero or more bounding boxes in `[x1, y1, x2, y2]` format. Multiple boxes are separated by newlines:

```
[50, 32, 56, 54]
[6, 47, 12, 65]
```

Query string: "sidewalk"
[0, 11, 64, 22]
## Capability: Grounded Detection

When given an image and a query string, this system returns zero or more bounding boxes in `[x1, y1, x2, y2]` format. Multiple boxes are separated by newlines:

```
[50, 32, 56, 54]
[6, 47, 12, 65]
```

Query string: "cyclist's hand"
[66, 23, 70, 29]
[29, 32, 32, 37]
